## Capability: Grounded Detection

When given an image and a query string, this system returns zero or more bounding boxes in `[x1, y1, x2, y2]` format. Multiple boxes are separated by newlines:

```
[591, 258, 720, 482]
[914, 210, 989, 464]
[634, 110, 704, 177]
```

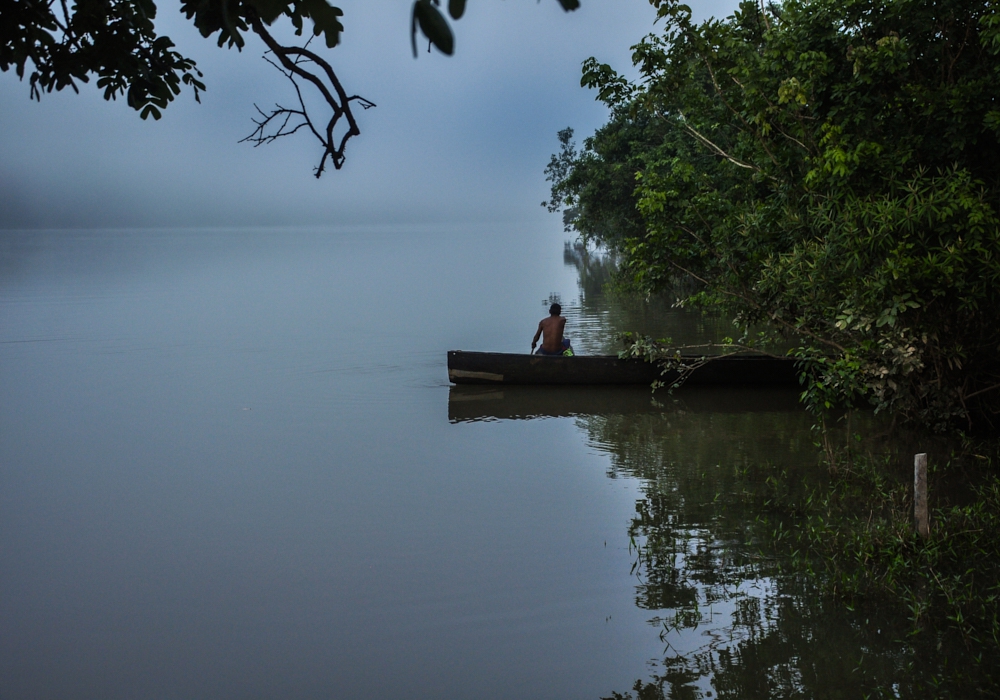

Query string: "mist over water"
[0, 229, 964, 699]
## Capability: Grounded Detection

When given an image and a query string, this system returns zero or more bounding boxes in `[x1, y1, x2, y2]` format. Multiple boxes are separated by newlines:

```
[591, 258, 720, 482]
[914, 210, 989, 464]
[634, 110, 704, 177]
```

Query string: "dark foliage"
[547, 0, 1000, 433]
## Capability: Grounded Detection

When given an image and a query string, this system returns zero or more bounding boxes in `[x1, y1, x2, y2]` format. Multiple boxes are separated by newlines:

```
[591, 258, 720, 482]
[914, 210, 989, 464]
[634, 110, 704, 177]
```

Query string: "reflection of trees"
[563, 240, 617, 299]
[583, 410, 994, 698]
[560, 238, 995, 696]
[562, 242, 731, 356]
[582, 410, 816, 617]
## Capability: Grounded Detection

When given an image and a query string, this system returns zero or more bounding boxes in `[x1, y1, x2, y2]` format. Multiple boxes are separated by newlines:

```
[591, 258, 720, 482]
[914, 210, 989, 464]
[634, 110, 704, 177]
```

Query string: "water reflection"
[560, 242, 732, 355]
[449, 385, 802, 423]
[583, 404, 987, 698]
[5, 229, 671, 700]
[2, 231, 985, 700]
[557, 245, 990, 698]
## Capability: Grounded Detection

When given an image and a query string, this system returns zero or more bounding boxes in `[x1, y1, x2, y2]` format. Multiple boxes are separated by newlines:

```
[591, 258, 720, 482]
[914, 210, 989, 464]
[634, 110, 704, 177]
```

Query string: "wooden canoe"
[447, 351, 800, 386]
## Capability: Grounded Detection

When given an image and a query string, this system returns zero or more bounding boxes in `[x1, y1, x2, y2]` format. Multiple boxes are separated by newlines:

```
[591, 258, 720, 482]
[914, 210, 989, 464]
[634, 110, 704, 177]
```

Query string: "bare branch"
[240, 102, 313, 148]
[244, 15, 377, 177]
[965, 382, 1000, 401]
[680, 118, 777, 181]
[758, 0, 771, 31]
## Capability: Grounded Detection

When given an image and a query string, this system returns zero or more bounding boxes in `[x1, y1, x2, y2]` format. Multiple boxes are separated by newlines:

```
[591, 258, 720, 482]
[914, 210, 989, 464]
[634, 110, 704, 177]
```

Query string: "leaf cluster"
[548, 0, 1000, 432]
[1, 0, 205, 119]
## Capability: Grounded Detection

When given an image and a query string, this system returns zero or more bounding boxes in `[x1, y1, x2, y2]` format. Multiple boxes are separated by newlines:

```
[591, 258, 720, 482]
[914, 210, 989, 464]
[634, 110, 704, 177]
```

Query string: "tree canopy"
[1, 0, 579, 175]
[547, 0, 1000, 432]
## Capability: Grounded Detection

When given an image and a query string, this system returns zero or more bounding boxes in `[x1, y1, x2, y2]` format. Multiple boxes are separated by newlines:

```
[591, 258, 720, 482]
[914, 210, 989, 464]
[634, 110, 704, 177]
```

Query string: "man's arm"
[531, 322, 543, 352]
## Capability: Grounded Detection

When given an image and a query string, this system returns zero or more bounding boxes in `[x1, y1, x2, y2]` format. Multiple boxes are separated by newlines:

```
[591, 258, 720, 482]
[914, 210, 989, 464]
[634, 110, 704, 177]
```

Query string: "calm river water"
[0, 228, 955, 699]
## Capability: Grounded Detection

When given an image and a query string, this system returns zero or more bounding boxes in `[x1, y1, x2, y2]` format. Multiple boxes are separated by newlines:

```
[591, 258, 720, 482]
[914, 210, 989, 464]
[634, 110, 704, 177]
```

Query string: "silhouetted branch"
[244, 16, 376, 177]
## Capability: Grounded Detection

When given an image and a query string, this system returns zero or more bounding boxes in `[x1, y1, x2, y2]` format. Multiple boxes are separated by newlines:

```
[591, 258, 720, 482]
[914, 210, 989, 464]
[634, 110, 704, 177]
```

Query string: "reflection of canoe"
[447, 351, 799, 386]
[448, 384, 804, 422]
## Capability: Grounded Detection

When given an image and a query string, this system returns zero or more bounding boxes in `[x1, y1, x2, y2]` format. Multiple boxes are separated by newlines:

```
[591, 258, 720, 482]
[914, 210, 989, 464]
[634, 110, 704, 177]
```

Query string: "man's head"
[549, 303, 562, 316]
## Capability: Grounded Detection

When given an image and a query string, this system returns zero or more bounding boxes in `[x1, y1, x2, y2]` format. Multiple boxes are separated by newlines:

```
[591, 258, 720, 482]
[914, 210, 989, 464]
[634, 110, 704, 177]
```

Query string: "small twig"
[681, 120, 778, 182]
[965, 382, 1000, 401]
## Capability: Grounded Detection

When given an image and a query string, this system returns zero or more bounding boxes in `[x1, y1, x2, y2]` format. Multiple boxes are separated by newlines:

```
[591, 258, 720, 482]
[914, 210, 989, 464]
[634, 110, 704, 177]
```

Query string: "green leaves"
[581, 58, 634, 106]
[776, 77, 807, 105]
[553, 0, 1000, 432]
[875, 294, 920, 329]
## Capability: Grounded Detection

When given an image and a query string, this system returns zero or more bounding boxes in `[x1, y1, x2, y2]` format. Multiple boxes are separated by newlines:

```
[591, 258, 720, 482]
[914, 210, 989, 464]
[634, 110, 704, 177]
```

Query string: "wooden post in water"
[914, 453, 929, 539]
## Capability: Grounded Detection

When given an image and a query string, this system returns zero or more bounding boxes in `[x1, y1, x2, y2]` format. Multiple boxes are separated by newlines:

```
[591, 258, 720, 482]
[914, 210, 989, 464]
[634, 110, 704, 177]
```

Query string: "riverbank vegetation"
[549, 0, 1000, 694]
[545, 0, 1000, 434]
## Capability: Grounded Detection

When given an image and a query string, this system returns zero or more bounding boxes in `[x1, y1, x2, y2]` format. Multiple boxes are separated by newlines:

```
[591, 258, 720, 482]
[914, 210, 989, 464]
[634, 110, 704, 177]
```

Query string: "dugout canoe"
[447, 351, 800, 386]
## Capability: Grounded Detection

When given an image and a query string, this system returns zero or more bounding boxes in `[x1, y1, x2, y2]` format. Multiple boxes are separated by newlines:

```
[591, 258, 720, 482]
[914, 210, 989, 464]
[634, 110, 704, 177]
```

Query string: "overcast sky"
[0, 0, 739, 229]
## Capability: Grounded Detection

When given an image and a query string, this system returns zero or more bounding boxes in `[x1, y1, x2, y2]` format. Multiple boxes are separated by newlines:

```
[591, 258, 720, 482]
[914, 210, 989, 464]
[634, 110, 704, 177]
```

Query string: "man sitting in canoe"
[531, 303, 574, 356]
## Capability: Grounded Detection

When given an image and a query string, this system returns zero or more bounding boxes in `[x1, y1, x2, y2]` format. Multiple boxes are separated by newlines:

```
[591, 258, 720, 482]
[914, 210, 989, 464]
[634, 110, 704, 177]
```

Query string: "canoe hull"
[447, 351, 799, 386]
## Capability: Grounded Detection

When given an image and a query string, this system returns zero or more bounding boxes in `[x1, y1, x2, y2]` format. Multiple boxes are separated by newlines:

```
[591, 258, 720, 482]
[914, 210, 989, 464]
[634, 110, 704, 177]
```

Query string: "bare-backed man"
[531, 303, 572, 355]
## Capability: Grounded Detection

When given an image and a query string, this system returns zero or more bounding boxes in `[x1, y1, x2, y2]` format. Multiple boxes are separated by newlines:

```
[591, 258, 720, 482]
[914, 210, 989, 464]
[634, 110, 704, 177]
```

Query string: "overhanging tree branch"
[245, 16, 375, 177]
[5, 0, 580, 175]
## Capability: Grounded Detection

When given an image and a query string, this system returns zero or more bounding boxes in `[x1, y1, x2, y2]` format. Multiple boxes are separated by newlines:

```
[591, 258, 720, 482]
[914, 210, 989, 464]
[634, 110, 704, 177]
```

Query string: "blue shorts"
[536, 339, 572, 356]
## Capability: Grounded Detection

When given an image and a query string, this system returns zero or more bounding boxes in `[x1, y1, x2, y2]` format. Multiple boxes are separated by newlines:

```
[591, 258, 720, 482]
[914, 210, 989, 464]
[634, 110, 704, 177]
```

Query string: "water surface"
[0, 228, 963, 699]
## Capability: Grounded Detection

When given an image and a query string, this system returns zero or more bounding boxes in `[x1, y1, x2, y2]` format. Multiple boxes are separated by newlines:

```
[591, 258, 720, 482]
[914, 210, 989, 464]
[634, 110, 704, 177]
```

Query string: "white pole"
[914, 453, 929, 539]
